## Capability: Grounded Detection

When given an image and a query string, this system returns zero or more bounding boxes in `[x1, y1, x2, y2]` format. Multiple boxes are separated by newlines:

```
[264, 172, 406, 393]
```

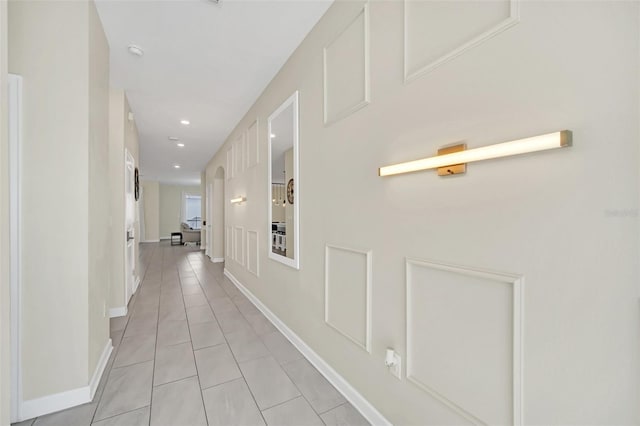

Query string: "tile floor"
[13, 242, 370, 426]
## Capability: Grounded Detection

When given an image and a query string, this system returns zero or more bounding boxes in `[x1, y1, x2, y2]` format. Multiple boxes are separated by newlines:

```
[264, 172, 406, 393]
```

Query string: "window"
[183, 194, 202, 229]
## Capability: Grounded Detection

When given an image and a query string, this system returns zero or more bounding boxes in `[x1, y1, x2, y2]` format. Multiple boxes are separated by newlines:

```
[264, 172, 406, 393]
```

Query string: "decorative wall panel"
[404, 0, 519, 82]
[406, 258, 523, 425]
[246, 120, 259, 168]
[247, 230, 259, 276]
[226, 148, 233, 180]
[323, 4, 370, 125]
[225, 226, 232, 259]
[324, 245, 372, 352]
[234, 226, 244, 266]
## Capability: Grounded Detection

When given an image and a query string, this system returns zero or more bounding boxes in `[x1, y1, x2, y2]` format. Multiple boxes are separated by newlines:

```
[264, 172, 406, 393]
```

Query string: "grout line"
[90, 243, 158, 425]
[177, 257, 210, 426]
[146, 244, 165, 425]
[152, 373, 199, 389]
[198, 375, 245, 392]
[259, 394, 305, 412]
[222, 261, 329, 424]
[186, 252, 270, 426]
[89, 405, 150, 424]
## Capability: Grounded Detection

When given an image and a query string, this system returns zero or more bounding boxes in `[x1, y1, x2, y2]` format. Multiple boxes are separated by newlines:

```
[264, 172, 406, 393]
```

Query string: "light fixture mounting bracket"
[437, 143, 467, 176]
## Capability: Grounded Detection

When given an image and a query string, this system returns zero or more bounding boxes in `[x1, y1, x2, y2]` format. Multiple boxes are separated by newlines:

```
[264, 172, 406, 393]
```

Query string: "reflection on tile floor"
[14, 242, 370, 426]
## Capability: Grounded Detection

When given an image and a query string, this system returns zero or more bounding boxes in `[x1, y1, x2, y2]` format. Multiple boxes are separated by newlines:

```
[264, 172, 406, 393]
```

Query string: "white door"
[125, 150, 136, 301]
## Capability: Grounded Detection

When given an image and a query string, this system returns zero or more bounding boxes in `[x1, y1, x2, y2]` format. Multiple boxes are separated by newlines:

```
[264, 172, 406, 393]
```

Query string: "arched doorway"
[210, 166, 225, 262]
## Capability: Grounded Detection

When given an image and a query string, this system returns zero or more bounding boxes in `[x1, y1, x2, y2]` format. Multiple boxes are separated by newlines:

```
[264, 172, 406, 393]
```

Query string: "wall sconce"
[230, 196, 246, 204]
[378, 130, 572, 177]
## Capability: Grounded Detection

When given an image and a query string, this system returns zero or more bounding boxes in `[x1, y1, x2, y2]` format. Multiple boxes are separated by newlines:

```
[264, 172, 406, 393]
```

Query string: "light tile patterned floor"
[13, 242, 370, 426]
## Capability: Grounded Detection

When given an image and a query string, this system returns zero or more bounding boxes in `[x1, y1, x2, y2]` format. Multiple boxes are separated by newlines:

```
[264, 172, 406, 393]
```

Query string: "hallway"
[14, 243, 368, 426]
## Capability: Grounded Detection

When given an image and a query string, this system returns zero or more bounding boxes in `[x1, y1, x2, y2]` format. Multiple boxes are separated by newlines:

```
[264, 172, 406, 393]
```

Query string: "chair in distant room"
[180, 222, 201, 245]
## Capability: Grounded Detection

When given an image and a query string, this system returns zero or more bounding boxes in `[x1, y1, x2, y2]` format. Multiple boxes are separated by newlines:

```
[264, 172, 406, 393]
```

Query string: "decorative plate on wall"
[134, 167, 140, 201]
[287, 178, 294, 205]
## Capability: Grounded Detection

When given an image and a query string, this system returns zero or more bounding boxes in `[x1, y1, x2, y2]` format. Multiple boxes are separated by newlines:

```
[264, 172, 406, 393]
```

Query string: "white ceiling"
[96, 0, 332, 185]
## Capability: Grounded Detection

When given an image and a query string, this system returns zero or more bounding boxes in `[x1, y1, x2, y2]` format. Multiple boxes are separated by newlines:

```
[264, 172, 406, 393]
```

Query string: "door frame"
[206, 183, 212, 257]
[124, 149, 135, 303]
[9, 74, 23, 423]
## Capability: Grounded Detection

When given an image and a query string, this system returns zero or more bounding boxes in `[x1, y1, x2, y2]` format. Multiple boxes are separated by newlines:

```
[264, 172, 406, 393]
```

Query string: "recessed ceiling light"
[168, 137, 179, 141]
[173, 164, 181, 169]
[180, 120, 190, 125]
[177, 143, 185, 147]
[127, 44, 144, 57]
[270, 133, 276, 138]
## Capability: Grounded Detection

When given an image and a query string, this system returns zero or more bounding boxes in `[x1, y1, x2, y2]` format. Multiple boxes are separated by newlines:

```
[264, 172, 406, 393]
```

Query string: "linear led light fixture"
[230, 196, 246, 204]
[378, 130, 572, 177]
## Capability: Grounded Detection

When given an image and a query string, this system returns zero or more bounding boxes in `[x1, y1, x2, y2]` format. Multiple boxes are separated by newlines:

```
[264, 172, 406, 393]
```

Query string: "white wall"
[206, 1, 639, 424]
[158, 183, 201, 239]
[108, 89, 140, 311]
[8, 0, 111, 410]
[141, 180, 159, 242]
[87, 0, 110, 382]
[0, 0, 9, 423]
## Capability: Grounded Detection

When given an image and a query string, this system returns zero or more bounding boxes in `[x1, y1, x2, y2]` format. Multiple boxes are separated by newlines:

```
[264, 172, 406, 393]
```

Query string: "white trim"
[267, 91, 300, 270]
[124, 150, 135, 305]
[405, 257, 523, 425]
[89, 339, 113, 400]
[403, 0, 520, 83]
[324, 245, 372, 353]
[20, 339, 112, 421]
[211, 257, 224, 263]
[224, 269, 390, 426]
[141, 239, 160, 243]
[246, 119, 259, 168]
[234, 226, 244, 266]
[109, 307, 127, 318]
[323, 3, 370, 126]
[21, 387, 90, 421]
[9, 73, 23, 423]
[160, 236, 171, 240]
[246, 230, 259, 277]
[132, 275, 140, 295]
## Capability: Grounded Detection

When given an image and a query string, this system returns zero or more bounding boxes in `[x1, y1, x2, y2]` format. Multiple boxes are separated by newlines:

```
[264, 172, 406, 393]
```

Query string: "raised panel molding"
[404, 0, 520, 83]
[233, 135, 244, 177]
[324, 245, 372, 352]
[247, 230, 259, 276]
[246, 120, 259, 168]
[226, 148, 233, 180]
[323, 3, 370, 125]
[225, 226, 232, 259]
[405, 258, 523, 425]
[234, 226, 245, 266]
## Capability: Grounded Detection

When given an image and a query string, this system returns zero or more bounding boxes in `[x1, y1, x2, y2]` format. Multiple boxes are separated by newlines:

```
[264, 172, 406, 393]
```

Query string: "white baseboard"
[132, 276, 141, 294]
[21, 386, 90, 421]
[223, 269, 390, 426]
[141, 239, 159, 243]
[211, 257, 224, 263]
[89, 339, 113, 399]
[20, 339, 113, 421]
[160, 236, 170, 240]
[109, 307, 127, 318]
